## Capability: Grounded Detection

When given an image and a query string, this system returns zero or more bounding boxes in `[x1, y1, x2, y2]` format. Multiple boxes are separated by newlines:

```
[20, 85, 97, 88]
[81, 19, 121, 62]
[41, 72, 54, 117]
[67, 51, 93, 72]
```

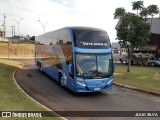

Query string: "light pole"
[38, 20, 48, 33]
[11, 26, 14, 43]
[2, 14, 6, 39]
[13, 25, 15, 36]
[12, 18, 23, 37]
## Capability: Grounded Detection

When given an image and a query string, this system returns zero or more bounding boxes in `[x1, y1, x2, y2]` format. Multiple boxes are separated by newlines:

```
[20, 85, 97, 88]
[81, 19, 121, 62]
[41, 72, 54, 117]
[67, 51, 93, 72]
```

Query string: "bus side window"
[67, 55, 74, 78]
[68, 55, 73, 64]
[56, 57, 62, 70]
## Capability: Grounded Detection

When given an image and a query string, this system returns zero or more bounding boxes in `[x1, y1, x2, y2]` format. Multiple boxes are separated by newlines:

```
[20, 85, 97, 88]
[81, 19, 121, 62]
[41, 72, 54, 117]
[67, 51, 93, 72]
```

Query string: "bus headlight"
[107, 79, 113, 85]
[77, 81, 86, 87]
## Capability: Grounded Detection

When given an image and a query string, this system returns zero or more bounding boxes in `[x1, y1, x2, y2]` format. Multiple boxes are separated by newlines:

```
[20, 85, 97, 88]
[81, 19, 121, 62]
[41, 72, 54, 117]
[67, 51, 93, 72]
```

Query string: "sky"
[0, 0, 160, 42]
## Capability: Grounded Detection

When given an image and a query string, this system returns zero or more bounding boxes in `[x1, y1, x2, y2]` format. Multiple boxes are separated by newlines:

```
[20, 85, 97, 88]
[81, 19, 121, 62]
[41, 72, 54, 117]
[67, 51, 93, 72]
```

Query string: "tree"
[26, 34, 30, 40]
[139, 8, 148, 21]
[30, 36, 35, 41]
[147, 5, 159, 24]
[132, 1, 144, 15]
[114, 7, 126, 19]
[114, 1, 152, 72]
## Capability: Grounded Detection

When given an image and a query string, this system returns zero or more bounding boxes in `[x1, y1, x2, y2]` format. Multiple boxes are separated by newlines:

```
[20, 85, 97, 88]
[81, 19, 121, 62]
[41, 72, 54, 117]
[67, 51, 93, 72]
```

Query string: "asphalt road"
[13, 59, 160, 120]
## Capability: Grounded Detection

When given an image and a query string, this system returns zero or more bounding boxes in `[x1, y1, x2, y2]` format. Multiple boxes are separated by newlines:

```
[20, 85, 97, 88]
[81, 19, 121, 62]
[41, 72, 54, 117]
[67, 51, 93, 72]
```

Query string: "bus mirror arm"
[68, 64, 73, 74]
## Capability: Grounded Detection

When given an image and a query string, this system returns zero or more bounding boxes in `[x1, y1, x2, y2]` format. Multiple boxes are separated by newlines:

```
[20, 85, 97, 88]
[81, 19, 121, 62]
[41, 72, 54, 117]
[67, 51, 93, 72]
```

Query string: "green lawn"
[0, 59, 61, 120]
[114, 65, 160, 93]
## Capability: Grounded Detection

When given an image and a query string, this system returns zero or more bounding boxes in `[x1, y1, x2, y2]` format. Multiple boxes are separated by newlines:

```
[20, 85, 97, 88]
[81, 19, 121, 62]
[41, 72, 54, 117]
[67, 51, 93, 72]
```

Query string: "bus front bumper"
[75, 79, 113, 93]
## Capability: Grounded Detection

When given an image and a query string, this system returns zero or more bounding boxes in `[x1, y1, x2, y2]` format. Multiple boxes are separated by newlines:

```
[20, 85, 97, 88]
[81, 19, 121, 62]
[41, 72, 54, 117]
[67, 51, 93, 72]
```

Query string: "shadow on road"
[36, 68, 109, 97]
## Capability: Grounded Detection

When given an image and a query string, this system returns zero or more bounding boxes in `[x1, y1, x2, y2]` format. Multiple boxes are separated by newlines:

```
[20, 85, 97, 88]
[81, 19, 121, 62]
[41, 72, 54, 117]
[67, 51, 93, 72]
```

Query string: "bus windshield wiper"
[81, 73, 94, 79]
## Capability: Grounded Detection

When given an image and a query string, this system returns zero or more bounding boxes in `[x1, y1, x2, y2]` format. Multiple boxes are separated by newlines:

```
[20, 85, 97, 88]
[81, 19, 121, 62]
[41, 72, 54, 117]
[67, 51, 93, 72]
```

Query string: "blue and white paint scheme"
[35, 26, 114, 92]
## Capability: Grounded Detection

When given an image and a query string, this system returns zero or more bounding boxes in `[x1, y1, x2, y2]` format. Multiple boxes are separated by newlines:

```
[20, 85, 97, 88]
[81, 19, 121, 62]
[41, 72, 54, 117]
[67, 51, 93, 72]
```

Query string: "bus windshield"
[76, 53, 113, 79]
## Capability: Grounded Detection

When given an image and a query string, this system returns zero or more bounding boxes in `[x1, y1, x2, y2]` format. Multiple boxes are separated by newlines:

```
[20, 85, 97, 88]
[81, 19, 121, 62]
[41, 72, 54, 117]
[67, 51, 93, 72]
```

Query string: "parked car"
[147, 58, 160, 66]
[133, 51, 155, 59]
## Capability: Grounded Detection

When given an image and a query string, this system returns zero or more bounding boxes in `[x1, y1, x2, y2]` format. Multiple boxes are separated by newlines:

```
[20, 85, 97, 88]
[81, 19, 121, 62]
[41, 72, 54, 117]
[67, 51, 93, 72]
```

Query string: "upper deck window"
[73, 30, 111, 49]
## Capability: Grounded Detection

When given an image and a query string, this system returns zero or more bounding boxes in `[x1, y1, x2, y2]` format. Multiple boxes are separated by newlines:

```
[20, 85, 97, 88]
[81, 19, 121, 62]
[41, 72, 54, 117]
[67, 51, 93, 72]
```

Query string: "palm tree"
[132, 1, 144, 15]
[147, 5, 159, 25]
[114, 7, 126, 19]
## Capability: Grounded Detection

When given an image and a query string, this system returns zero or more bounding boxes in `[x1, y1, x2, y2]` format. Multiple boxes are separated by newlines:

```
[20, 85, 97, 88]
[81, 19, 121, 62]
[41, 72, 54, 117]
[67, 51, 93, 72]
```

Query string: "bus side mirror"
[68, 64, 73, 74]
[113, 64, 115, 72]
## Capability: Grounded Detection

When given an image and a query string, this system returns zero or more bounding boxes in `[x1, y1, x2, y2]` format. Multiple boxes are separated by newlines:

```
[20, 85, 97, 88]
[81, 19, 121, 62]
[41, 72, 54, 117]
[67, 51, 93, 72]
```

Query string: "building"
[0, 28, 8, 42]
[148, 18, 160, 54]
[115, 17, 160, 57]
[0, 28, 5, 38]
[145, 18, 160, 57]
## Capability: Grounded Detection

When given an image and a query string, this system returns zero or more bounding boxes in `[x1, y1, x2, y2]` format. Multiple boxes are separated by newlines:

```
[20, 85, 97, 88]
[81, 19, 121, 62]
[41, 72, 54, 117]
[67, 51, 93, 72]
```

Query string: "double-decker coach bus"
[35, 26, 114, 92]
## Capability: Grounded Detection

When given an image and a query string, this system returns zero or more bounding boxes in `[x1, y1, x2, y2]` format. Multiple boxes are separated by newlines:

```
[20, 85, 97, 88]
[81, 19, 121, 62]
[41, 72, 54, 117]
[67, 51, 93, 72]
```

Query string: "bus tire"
[38, 61, 42, 71]
[59, 73, 64, 87]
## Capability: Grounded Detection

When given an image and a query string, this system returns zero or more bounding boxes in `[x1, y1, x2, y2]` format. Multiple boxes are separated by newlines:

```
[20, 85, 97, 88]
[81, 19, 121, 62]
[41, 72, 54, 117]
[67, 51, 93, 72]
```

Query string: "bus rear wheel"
[37, 61, 42, 71]
[59, 74, 64, 87]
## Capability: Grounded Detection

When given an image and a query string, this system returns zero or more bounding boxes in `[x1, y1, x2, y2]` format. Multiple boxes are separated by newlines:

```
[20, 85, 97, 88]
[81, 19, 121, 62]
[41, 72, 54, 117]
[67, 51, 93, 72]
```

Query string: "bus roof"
[68, 26, 106, 32]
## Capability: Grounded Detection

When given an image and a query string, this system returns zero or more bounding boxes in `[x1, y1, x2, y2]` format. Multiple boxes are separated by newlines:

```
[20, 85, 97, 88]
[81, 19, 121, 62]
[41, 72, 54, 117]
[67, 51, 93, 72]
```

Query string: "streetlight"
[12, 18, 23, 37]
[38, 20, 48, 33]
[11, 26, 14, 43]
[2, 14, 6, 39]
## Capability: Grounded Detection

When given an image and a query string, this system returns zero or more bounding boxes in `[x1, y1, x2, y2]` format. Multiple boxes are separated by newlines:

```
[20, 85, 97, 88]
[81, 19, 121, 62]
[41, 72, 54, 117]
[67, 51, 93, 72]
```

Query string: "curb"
[113, 82, 160, 96]
[13, 63, 67, 120]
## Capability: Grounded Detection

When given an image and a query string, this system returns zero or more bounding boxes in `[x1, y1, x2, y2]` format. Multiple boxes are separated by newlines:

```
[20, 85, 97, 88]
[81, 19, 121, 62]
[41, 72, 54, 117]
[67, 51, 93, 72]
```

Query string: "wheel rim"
[60, 77, 64, 87]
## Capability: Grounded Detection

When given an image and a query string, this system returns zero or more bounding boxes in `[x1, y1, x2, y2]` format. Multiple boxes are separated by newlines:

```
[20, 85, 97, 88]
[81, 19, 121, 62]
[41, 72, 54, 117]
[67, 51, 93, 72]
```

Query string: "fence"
[0, 43, 35, 58]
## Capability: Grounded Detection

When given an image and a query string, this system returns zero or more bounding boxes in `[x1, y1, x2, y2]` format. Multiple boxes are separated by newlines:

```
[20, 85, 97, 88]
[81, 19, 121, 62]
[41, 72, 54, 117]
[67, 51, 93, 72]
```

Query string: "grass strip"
[0, 59, 61, 120]
[114, 65, 160, 93]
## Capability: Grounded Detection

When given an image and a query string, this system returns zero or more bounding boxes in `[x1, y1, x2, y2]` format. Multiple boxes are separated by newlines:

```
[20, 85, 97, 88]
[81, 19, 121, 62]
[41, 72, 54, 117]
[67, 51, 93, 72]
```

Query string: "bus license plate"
[94, 88, 100, 91]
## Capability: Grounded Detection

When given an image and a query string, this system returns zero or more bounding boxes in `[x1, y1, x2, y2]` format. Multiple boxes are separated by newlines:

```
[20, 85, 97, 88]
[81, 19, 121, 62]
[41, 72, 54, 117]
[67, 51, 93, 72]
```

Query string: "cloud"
[0, 0, 159, 42]
[50, 0, 76, 8]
